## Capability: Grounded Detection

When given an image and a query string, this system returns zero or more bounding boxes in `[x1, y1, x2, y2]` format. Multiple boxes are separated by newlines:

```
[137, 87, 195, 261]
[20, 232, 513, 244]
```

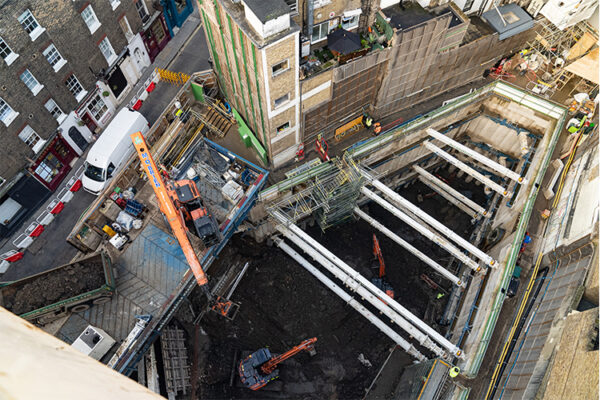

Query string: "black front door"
[108, 67, 128, 98]
[69, 127, 89, 152]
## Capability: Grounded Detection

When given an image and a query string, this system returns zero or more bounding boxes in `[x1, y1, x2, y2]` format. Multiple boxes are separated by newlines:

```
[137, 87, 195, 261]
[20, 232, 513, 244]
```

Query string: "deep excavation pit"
[171, 166, 486, 399]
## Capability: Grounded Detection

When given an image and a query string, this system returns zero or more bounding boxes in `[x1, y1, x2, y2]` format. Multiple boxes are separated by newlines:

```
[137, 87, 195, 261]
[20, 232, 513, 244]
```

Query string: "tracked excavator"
[131, 132, 233, 316]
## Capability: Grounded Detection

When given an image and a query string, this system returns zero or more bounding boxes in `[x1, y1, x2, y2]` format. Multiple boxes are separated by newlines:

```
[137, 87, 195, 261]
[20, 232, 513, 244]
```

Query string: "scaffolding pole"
[413, 165, 489, 218]
[361, 187, 482, 273]
[426, 128, 527, 184]
[275, 238, 427, 362]
[272, 211, 464, 359]
[363, 176, 497, 267]
[354, 207, 466, 287]
[423, 141, 511, 197]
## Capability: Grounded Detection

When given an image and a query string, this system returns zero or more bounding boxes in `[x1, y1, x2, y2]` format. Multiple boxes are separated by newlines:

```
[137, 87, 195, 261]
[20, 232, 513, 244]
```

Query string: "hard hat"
[449, 366, 460, 378]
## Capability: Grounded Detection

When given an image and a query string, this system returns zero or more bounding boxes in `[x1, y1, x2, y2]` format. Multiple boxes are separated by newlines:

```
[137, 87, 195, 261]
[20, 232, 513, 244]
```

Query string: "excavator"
[239, 337, 317, 390]
[371, 234, 394, 299]
[131, 132, 233, 316]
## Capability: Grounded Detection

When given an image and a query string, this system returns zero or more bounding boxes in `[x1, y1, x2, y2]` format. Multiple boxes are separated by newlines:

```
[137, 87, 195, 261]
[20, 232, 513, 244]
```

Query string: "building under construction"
[1, 0, 599, 399]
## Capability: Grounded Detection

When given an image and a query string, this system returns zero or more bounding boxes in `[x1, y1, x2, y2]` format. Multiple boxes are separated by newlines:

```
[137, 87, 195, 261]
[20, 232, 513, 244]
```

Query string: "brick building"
[0, 0, 172, 237]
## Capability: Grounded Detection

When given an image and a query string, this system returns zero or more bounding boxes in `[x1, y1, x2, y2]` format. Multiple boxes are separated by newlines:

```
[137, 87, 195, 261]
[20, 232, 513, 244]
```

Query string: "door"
[107, 67, 128, 99]
[82, 113, 98, 133]
[69, 127, 89, 152]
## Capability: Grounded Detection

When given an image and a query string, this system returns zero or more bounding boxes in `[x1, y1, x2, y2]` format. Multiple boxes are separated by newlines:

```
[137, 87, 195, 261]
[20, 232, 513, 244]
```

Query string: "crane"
[238, 337, 317, 390]
[371, 234, 394, 299]
[131, 132, 232, 315]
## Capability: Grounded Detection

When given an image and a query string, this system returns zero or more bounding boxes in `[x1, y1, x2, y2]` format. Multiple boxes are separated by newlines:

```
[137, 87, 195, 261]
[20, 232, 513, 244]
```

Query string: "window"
[313, 0, 332, 9]
[20, 69, 44, 96]
[65, 74, 87, 102]
[87, 94, 108, 121]
[18, 125, 43, 152]
[18, 9, 45, 41]
[81, 5, 101, 34]
[463, 0, 475, 12]
[0, 98, 19, 127]
[342, 15, 359, 30]
[45, 98, 66, 124]
[272, 60, 289, 77]
[136, 0, 150, 24]
[98, 36, 117, 64]
[284, 0, 298, 14]
[43, 44, 67, 72]
[0, 37, 18, 66]
[109, 0, 121, 10]
[311, 21, 330, 43]
[276, 122, 290, 133]
[119, 16, 134, 41]
[274, 93, 290, 108]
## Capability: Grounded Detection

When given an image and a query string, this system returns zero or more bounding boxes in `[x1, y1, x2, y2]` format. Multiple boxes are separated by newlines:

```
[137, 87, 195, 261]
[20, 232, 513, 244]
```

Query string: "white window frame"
[87, 94, 108, 121]
[274, 93, 290, 109]
[44, 98, 67, 124]
[272, 59, 290, 77]
[42, 44, 67, 72]
[284, 0, 298, 14]
[109, 0, 121, 10]
[0, 37, 19, 66]
[0, 98, 19, 127]
[119, 15, 134, 41]
[20, 69, 44, 96]
[66, 74, 87, 102]
[99, 36, 117, 65]
[311, 21, 331, 43]
[341, 15, 359, 30]
[135, 0, 150, 24]
[18, 125, 44, 153]
[18, 9, 46, 41]
[81, 5, 101, 34]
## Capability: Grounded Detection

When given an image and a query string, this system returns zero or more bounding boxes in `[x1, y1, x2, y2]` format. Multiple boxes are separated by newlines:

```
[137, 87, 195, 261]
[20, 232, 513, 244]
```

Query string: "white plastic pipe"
[423, 141, 511, 197]
[414, 165, 489, 218]
[354, 208, 466, 287]
[276, 238, 427, 362]
[427, 128, 527, 184]
[275, 223, 447, 359]
[272, 212, 464, 359]
[363, 175, 497, 268]
[361, 188, 481, 272]
[418, 176, 480, 219]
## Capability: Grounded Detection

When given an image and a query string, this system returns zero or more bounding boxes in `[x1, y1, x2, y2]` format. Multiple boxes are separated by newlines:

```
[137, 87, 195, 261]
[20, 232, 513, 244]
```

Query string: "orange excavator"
[239, 337, 317, 390]
[131, 132, 232, 314]
[371, 234, 394, 299]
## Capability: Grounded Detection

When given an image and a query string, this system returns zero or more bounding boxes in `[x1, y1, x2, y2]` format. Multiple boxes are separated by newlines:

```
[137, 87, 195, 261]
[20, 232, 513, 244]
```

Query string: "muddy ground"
[174, 168, 487, 399]
[1, 260, 106, 315]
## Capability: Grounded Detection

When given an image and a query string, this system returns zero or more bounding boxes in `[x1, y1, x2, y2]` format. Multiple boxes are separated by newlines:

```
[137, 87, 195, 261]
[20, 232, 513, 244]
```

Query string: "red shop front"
[29, 136, 78, 191]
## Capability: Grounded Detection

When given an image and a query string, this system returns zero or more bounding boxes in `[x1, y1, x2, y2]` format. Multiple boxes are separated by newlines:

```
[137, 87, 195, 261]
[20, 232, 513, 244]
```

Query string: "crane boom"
[131, 132, 209, 287]
[373, 234, 385, 278]
[261, 337, 317, 374]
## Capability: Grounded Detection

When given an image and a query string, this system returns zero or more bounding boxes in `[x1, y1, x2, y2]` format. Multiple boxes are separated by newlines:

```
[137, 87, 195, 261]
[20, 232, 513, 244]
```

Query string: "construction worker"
[373, 122, 382, 135]
[364, 115, 373, 129]
[436, 293, 445, 300]
[520, 232, 532, 254]
[449, 366, 460, 378]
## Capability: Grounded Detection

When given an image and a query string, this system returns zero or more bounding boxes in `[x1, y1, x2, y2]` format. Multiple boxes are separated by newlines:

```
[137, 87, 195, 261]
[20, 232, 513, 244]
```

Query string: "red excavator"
[131, 132, 233, 316]
[239, 337, 317, 390]
[371, 234, 394, 299]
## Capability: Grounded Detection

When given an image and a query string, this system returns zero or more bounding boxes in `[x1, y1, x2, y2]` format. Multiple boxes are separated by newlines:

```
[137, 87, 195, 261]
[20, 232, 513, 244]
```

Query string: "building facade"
[0, 0, 164, 237]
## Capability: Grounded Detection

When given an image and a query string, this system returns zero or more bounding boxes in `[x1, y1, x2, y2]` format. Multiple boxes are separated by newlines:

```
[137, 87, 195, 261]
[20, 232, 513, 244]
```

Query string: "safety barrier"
[155, 68, 191, 86]
[0, 166, 85, 273]
[128, 70, 160, 111]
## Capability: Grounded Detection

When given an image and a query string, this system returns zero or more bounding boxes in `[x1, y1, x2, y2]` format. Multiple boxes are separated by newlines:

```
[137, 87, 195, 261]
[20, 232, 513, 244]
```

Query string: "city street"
[0, 12, 209, 282]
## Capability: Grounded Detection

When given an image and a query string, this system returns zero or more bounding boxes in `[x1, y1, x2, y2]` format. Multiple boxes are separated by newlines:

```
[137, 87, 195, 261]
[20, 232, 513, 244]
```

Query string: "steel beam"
[427, 128, 527, 184]
[354, 207, 466, 287]
[423, 141, 511, 197]
[414, 165, 489, 218]
[276, 238, 427, 362]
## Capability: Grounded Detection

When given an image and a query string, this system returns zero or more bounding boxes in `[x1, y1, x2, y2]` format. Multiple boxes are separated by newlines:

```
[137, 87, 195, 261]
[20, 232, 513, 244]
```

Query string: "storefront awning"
[344, 8, 362, 18]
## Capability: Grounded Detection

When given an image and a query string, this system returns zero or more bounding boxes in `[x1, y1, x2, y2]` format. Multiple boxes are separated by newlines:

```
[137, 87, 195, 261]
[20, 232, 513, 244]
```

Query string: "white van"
[82, 108, 149, 195]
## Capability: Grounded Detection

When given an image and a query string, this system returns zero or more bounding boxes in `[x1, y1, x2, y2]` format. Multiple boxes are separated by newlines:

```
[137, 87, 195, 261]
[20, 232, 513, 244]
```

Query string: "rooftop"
[242, 0, 290, 24]
[481, 3, 534, 40]
[383, 3, 463, 31]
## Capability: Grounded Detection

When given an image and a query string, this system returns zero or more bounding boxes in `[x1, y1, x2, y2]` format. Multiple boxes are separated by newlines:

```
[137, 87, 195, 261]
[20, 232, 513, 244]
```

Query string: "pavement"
[0, 7, 208, 282]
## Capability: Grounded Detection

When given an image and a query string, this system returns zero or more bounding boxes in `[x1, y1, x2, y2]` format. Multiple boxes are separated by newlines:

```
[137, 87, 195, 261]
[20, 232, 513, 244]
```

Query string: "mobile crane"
[239, 337, 317, 390]
[131, 132, 232, 315]
[371, 234, 394, 299]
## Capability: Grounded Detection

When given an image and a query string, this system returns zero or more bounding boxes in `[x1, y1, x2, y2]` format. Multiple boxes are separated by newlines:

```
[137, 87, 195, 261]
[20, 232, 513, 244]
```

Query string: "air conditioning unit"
[71, 325, 116, 361]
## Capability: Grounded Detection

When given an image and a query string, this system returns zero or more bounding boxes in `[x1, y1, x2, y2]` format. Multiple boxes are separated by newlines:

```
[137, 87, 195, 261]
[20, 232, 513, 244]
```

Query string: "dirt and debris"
[1, 261, 106, 315]
[171, 167, 486, 399]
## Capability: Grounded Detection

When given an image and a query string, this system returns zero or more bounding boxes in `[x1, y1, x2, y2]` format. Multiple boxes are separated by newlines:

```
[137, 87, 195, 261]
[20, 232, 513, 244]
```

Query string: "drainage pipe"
[413, 165, 489, 218]
[426, 128, 527, 184]
[361, 188, 481, 272]
[362, 173, 497, 268]
[276, 224, 447, 358]
[276, 238, 427, 362]
[422, 141, 511, 197]
[272, 212, 464, 359]
[354, 207, 466, 288]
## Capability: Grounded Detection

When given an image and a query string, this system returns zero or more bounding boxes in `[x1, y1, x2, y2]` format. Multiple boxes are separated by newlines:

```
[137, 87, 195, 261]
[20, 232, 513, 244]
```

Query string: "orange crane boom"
[131, 132, 209, 288]
[261, 337, 317, 374]
[373, 234, 385, 278]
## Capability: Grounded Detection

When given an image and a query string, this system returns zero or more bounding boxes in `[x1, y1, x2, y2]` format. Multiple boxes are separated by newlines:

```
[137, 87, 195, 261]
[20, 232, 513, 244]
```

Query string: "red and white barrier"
[0, 250, 24, 273]
[128, 70, 159, 111]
